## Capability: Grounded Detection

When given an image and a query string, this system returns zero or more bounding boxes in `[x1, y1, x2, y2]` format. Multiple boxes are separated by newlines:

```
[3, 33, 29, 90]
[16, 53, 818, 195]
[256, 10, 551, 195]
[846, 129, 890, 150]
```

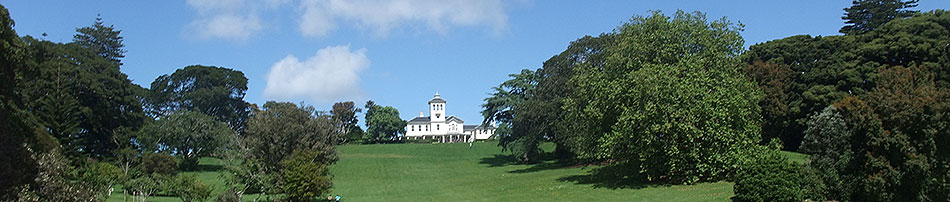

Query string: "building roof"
[428, 93, 446, 103]
[408, 116, 430, 124]
[463, 124, 496, 131]
[446, 116, 464, 123]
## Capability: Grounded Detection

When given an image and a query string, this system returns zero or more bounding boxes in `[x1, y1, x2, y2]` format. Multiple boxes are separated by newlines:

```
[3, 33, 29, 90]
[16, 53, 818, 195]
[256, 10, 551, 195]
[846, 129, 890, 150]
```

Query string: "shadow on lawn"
[480, 153, 662, 190]
[196, 163, 225, 172]
[556, 164, 657, 190]
[478, 152, 562, 173]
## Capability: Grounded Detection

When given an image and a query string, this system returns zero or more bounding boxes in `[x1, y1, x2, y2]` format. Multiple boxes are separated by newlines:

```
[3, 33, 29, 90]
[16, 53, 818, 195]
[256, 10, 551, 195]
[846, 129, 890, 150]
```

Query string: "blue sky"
[3, 0, 948, 125]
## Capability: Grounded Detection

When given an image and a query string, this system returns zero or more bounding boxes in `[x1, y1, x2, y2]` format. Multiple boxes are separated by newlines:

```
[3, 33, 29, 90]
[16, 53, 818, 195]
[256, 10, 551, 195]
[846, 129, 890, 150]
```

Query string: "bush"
[733, 149, 817, 202]
[282, 149, 332, 201]
[80, 162, 122, 199]
[141, 153, 178, 175]
[213, 186, 243, 202]
[166, 174, 212, 202]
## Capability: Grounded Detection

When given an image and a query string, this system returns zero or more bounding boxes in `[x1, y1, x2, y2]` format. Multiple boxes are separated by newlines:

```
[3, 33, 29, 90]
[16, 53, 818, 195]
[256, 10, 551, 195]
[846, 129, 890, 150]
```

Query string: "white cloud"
[190, 14, 262, 40]
[298, 0, 508, 37]
[185, 0, 272, 41]
[264, 45, 370, 102]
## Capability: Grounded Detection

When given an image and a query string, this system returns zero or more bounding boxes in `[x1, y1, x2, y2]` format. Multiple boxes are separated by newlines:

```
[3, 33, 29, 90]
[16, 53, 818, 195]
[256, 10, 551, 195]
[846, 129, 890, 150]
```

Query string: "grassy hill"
[109, 142, 813, 201]
[329, 142, 733, 202]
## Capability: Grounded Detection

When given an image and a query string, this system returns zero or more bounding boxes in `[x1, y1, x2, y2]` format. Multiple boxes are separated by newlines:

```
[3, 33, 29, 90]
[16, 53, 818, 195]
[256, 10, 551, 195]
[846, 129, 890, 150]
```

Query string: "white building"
[403, 93, 495, 143]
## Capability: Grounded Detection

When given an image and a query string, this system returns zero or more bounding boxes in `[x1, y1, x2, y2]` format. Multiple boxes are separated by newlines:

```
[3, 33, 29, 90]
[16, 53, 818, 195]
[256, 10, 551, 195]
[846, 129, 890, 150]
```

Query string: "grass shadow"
[479, 154, 519, 167]
[556, 163, 659, 190]
[196, 164, 225, 172]
[479, 151, 576, 173]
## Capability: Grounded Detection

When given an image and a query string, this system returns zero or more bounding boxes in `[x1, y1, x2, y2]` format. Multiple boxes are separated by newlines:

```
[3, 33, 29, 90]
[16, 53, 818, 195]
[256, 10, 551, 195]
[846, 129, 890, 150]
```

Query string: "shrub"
[166, 174, 212, 202]
[734, 149, 816, 202]
[80, 162, 122, 199]
[281, 149, 332, 201]
[141, 153, 178, 175]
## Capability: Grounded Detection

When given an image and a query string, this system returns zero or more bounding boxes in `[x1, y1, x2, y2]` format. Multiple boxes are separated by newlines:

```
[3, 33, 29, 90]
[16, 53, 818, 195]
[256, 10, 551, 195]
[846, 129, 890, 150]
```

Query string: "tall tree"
[147, 65, 250, 131]
[240, 101, 337, 195]
[330, 101, 361, 144]
[363, 100, 406, 143]
[137, 111, 232, 170]
[23, 36, 145, 159]
[840, 0, 919, 35]
[481, 69, 538, 161]
[0, 4, 41, 198]
[563, 10, 761, 184]
[73, 15, 126, 64]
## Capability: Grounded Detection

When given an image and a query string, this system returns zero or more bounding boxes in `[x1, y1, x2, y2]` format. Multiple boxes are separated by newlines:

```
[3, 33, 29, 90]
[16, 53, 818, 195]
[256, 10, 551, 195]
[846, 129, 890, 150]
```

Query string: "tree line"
[0, 3, 406, 201]
[482, 0, 948, 201]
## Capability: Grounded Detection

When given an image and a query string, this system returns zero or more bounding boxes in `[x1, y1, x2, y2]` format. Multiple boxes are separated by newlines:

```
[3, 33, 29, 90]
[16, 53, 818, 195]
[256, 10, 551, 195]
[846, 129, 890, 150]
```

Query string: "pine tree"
[840, 0, 919, 35]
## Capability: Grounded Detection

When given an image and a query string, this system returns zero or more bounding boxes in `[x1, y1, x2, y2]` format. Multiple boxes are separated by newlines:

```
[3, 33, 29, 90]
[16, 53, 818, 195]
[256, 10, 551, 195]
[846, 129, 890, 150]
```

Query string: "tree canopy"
[147, 65, 250, 131]
[363, 100, 406, 143]
[73, 15, 126, 64]
[840, 0, 919, 35]
[137, 111, 232, 170]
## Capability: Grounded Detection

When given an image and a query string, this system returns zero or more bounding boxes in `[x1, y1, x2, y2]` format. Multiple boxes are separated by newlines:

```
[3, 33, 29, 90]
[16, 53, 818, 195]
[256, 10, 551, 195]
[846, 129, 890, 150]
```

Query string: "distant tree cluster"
[0, 3, 350, 201]
[484, 10, 762, 184]
[483, 1, 950, 201]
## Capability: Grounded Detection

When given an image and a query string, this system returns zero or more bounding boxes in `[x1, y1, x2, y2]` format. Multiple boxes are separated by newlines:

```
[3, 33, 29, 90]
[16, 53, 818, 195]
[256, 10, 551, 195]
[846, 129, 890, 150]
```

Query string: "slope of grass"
[107, 142, 815, 201]
[329, 142, 734, 202]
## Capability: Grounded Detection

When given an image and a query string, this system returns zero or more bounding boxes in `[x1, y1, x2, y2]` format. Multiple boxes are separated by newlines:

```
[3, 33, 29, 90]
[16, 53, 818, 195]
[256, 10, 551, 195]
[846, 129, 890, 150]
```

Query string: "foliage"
[281, 149, 333, 201]
[22, 36, 145, 159]
[562, 10, 760, 184]
[141, 153, 179, 175]
[733, 150, 809, 202]
[138, 111, 233, 170]
[331, 101, 362, 144]
[14, 150, 97, 202]
[802, 65, 950, 201]
[147, 65, 250, 131]
[73, 15, 126, 64]
[840, 0, 919, 35]
[80, 162, 122, 200]
[743, 10, 950, 150]
[242, 101, 338, 195]
[0, 4, 40, 198]
[363, 100, 406, 143]
[481, 69, 539, 162]
[166, 174, 213, 202]
[126, 174, 163, 202]
[743, 61, 793, 145]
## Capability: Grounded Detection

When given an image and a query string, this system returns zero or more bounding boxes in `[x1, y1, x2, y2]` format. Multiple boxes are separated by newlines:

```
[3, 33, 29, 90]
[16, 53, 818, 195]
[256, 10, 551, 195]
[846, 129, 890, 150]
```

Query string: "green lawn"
[329, 142, 733, 202]
[109, 142, 814, 201]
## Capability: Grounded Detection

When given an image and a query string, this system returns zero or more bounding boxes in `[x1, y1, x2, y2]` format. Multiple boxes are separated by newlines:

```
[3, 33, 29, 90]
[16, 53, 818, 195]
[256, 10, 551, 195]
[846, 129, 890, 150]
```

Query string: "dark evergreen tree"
[73, 15, 126, 64]
[840, 0, 919, 35]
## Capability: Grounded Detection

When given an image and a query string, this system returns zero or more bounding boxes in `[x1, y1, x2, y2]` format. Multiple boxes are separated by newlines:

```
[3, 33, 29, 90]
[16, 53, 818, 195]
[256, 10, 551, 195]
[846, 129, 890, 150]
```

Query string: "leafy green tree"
[563, 10, 761, 184]
[138, 111, 232, 170]
[166, 174, 213, 202]
[80, 162, 122, 200]
[73, 15, 126, 64]
[22, 36, 146, 159]
[242, 101, 338, 195]
[147, 65, 250, 131]
[0, 4, 41, 198]
[803, 65, 950, 201]
[331, 101, 362, 144]
[481, 69, 538, 161]
[840, 0, 919, 35]
[281, 149, 333, 201]
[140, 153, 178, 176]
[363, 100, 406, 143]
[743, 61, 793, 145]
